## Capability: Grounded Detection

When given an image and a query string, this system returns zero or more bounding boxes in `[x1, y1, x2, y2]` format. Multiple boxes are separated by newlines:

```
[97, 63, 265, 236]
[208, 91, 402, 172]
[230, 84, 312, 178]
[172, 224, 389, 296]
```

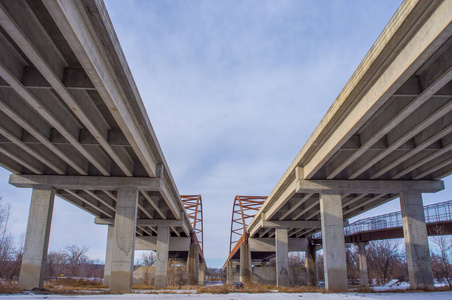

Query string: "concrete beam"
[135, 236, 190, 251]
[249, 237, 307, 252]
[296, 180, 444, 193]
[19, 188, 55, 290]
[95, 217, 182, 227]
[261, 220, 321, 229]
[9, 174, 162, 190]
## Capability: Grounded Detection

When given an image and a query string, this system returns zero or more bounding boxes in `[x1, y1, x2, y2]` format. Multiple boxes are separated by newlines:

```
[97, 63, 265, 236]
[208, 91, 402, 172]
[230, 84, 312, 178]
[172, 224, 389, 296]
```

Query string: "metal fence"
[312, 200, 452, 239]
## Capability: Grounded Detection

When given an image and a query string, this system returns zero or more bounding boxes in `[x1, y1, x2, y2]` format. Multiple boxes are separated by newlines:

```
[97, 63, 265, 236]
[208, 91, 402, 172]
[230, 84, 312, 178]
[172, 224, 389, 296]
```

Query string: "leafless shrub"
[366, 240, 406, 285]
[430, 226, 452, 289]
[139, 251, 156, 285]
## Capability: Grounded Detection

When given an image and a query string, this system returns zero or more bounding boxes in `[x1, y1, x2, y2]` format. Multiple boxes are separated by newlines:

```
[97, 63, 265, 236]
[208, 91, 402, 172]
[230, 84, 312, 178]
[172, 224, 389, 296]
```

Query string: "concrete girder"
[0, 62, 111, 175]
[279, 193, 314, 221]
[0, 98, 88, 175]
[303, 1, 452, 180]
[42, 0, 159, 178]
[0, 0, 136, 177]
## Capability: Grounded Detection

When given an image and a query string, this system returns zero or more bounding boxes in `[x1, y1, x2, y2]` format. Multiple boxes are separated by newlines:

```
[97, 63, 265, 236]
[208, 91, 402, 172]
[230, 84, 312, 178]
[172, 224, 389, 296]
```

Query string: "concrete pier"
[275, 228, 290, 286]
[103, 225, 114, 286]
[226, 261, 234, 285]
[199, 261, 206, 286]
[305, 241, 317, 286]
[19, 188, 55, 290]
[155, 226, 170, 288]
[240, 243, 252, 284]
[109, 188, 138, 293]
[356, 242, 368, 286]
[400, 191, 434, 289]
[187, 243, 200, 285]
[320, 193, 347, 292]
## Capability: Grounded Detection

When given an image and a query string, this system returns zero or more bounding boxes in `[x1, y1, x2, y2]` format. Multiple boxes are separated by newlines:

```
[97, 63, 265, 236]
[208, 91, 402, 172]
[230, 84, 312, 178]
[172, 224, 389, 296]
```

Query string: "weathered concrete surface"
[240, 244, 252, 284]
[275, 228, 290, 286]
[305, 241, 317, 286]
[320, 193, 347, 292]
[356, 242, 369, 286]
[400, 191, 434, 289]
[155, 226, 170, 288]
[187, 243, 200, 285]
[110, 188, 138, 293]
[104, 225, 114, 286]
[19, 188, 55, 290]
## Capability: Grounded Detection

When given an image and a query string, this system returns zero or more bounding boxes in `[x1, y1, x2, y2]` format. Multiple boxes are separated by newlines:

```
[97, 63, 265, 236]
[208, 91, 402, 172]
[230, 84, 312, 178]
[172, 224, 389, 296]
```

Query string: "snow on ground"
[1, 292, 452, 300]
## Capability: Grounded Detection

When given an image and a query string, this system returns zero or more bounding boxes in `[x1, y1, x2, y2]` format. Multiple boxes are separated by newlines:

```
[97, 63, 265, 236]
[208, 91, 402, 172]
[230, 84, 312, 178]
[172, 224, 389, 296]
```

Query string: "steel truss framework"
[181, 195, 204, 255]
[229, 195, 266, 254]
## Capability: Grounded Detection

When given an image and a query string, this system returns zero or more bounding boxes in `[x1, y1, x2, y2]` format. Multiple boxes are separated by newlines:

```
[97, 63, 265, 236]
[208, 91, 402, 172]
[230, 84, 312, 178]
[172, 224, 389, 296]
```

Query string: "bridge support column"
[226, 261, 234, 285]
[275, 228, 290, 286]
[104, 224, 114, 286]
[355, 242, 368, 286]
[305, 241, 317, 286]
[155, 226, 170, 288]
[187, 243, 200, 285]
[199, 261, 206, 286]
[320, 193, 347, 292]
[400, 191, 433, 289]
[240, 243, 252, 284]
[109, 187, 138, 293]
[19, 188, 55, 290]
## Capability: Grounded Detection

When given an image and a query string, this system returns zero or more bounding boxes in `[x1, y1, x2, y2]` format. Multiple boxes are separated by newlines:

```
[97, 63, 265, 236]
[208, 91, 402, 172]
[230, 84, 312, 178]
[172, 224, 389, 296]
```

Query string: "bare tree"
[366, 240, 403, 285]
[46, 250, 67, 280]
[316, 252, 324, 281]
[64, 245, 89, 277]
[345, 244, 360, 285]
[430, 226, 452, 289]
[139, 251, 156, 285]
[0, 196, 15, 278]
[289, 252, 305, 267]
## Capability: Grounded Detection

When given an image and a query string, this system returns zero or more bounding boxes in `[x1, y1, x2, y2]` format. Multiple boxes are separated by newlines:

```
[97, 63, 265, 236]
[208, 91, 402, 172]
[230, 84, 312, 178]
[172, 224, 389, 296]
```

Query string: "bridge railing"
[312, 200, 452, 239]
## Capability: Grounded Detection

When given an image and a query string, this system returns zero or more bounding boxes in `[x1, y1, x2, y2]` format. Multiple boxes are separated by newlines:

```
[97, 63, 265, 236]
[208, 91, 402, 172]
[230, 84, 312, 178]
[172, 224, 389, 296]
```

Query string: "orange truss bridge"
[181, 195, 204, 260]
[228, 195, 267, 261]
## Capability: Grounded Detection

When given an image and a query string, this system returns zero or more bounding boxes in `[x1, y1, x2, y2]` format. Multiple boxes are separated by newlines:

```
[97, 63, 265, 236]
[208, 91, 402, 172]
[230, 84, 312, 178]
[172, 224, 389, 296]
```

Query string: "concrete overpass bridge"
[0, 0, 203, 292]
[228, 0, 452, 291]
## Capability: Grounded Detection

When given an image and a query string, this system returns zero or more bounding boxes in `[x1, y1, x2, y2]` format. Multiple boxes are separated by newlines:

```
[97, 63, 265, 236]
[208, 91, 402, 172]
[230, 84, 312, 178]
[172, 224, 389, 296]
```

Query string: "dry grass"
[45, 277, 105, 289]
[0, 281, 21, 294]
[196, 284, 323, 294]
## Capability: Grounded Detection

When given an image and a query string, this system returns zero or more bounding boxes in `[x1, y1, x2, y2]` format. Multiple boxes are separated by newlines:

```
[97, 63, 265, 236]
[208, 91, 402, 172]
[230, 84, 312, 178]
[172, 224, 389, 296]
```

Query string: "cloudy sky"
[2, 0, 452, 269]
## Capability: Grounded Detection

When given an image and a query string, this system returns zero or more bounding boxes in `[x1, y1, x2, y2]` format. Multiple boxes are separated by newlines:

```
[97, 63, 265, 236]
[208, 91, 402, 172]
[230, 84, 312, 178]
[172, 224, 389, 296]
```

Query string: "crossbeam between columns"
[9, 174, 162, 190]
[296, 179, 444, 193]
